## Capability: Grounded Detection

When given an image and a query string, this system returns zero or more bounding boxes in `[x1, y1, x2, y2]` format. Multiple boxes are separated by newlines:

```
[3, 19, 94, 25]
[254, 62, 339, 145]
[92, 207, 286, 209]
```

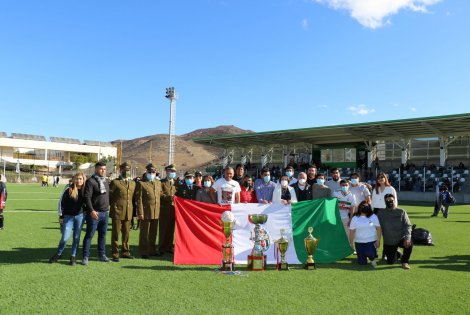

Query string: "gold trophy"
[304, 226, 319, 270]
[220, 211, 235, 271]
[276, 228, 289, 271]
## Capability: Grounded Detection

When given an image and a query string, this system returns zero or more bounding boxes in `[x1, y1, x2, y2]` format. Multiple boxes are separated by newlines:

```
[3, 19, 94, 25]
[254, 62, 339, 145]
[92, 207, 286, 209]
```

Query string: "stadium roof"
[193, 113, 470, 148]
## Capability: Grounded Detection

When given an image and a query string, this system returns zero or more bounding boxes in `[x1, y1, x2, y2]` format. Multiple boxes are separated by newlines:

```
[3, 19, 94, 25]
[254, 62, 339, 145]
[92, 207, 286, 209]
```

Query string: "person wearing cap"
[135, 163, 162, 259]
[81, 161, 110, 265]
[194, 171, 203, 188]
[109, 162, 136, 262]
[158, 164, 178, 254]
[376, 193, 413, 270]
[176, 171, 200, 200]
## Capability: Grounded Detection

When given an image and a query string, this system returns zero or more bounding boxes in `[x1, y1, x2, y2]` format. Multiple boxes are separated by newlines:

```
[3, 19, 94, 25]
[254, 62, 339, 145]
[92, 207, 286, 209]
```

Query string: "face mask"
[286, 171, 293, 178]
[298, 179, 306, 185]
[204, 181, 211, 188]
[385, 200, 395, 208]
[185, 179, 194, 186]
[263, 175, 271, 183]
[341, 186, 349, 193]
[243, 181, 250, 188]
[351, 178, 359, 185]
[281, 180, 288, 187]
[317, 179, 325, 185]
[168, 172, 176, 179]
[146, 173, 156, 181]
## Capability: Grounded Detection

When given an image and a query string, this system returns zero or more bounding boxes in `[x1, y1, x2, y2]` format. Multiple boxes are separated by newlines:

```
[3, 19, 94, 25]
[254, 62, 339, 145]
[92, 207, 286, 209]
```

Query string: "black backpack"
[412, 224, 434, 245]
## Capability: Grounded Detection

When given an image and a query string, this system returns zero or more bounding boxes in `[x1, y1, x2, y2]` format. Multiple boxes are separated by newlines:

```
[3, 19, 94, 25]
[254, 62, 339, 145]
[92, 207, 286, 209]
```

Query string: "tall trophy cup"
[220, 211, 236, 271]
[276, 228, 289, 271]
[304, 226, 319, 270]
[247, 214, 270, 271]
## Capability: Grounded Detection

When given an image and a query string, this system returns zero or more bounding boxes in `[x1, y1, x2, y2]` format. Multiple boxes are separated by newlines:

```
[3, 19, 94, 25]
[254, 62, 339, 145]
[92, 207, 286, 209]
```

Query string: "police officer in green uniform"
[136, 163, 162, 258]
[158, 164, 178, 254]
[109, 162, 136, 262]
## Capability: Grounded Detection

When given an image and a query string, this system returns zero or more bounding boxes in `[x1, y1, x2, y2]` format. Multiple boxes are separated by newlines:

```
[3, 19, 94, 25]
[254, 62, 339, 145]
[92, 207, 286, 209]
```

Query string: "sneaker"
[353, 250, 357, 255]
[402, 263, 410, 270]
[81, 257, 89, 266]
[49, 254, 61, 263]
[69, 256, 76, 266]
[371, 260, 377, 268]
[99, 256, 110, 262]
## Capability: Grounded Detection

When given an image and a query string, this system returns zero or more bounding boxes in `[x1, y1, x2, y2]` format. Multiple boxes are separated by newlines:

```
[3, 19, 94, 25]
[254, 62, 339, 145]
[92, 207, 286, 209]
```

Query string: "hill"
[116, 125, 252, 174]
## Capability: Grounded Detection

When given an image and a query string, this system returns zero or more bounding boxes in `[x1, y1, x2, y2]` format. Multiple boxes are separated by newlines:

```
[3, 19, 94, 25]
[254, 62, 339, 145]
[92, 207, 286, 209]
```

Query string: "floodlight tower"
[165, 87, 177, 165]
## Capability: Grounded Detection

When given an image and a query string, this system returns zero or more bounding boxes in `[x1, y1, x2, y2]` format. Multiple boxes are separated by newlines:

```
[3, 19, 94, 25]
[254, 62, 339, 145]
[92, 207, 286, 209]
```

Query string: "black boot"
[69, 256, 76, 266]
[49, 253, 61, 263]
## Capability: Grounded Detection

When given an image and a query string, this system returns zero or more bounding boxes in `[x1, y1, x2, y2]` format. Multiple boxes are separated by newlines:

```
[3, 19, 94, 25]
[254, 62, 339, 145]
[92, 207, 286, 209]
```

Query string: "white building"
[0, 132, 117, 170]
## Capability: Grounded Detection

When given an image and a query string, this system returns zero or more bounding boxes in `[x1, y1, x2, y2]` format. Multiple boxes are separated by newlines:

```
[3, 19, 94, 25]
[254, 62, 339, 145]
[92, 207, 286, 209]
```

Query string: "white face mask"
[203, 181, 211, 188]
[298, 178, 306, 185]
[281, 180, 288, 187]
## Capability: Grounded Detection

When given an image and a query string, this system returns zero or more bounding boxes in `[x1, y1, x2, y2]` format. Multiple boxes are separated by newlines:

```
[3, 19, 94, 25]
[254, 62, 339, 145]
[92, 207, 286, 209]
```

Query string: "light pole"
[165, 87, 177, 165]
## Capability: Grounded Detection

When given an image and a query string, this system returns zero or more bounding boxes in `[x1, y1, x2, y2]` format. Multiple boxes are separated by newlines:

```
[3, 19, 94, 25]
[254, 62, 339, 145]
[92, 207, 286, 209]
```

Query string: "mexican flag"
[173, 196, 353, 265]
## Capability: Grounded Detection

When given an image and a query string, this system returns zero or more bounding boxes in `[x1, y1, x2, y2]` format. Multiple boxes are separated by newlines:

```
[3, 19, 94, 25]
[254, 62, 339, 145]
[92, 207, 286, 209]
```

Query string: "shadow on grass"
[122, 265, 215, 271]
[414, 255, 470, 272]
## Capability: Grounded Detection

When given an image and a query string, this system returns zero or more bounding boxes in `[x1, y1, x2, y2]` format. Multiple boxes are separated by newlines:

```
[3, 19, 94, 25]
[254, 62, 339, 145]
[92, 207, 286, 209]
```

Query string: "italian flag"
[174, 196, 353, 265]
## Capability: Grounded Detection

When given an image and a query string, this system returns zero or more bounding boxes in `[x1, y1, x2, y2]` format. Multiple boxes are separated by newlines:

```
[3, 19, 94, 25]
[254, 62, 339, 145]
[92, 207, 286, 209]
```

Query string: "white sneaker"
[371, 260, 377, 268]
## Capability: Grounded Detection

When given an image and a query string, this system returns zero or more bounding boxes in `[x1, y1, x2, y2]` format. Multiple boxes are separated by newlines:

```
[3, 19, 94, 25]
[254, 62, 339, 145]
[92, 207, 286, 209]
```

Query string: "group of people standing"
[49, 161, 180, 265]
[48, 161, 414, 270]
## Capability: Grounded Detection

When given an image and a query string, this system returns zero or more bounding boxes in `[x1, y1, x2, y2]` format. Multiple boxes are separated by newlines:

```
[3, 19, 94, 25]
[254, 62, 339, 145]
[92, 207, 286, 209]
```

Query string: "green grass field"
[0, 184, 469, 314]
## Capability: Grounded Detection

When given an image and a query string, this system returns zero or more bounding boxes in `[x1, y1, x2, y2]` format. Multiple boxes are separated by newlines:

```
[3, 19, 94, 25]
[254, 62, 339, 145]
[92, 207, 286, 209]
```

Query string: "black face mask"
[385, 200, 395, 208]
[243, 181, 250, 188]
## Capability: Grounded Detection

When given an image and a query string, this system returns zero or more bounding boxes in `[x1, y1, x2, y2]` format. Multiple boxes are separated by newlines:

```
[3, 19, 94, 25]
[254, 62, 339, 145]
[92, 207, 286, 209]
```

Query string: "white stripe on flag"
[231, 203, 302, 265]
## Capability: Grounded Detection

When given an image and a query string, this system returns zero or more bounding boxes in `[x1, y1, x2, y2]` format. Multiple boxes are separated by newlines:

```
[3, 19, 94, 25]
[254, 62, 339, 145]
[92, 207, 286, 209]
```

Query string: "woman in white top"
[272, 175, 298, 205]
[371, 172, 397, 214]
[349, 201, 381, 267]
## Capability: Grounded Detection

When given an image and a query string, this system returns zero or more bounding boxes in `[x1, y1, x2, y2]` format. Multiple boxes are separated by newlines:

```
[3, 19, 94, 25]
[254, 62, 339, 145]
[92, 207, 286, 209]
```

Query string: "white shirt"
[371, 186, 397, 210]
[349, 184, 371, 205]
[212, 178, 241, 204]
[332, 190, 357, 219]
[349, 214, 381, 243]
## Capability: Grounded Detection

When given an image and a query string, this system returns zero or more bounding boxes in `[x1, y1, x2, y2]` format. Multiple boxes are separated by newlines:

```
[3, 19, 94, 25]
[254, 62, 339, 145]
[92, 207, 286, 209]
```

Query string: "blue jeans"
[82, 211, 109, 258]
[57, 213, 85, 256]
[355, 241, 377, 265]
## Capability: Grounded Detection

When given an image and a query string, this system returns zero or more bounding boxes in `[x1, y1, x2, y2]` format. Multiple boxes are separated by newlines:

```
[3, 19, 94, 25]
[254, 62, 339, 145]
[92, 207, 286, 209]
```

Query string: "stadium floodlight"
[165, 87, 177, 165]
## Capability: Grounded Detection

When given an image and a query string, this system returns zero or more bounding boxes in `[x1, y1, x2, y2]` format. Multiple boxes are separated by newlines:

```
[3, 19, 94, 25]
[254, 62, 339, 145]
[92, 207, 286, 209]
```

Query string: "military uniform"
[136, 178, 162, 257]
[158, 177, 178, 253]
[175, 183, 200, 200]
[109, 175, 136, 259]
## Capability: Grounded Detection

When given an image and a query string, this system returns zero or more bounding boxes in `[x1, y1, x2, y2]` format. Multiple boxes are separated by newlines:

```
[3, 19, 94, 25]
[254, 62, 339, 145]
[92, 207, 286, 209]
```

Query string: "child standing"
[438, 185, 455, 219]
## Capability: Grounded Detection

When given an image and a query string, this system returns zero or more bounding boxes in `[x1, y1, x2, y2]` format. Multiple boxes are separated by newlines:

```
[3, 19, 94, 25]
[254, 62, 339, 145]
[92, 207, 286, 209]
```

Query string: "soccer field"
[0, 184, 469, 314]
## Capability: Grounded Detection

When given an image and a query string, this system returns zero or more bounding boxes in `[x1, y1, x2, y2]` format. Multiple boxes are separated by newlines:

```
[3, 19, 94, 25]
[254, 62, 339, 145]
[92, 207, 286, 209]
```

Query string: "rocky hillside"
[116, 125, 252, 173]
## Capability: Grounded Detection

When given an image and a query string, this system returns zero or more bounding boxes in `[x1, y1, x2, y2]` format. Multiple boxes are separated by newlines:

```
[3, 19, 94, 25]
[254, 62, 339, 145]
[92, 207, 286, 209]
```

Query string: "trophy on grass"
[247, 214, 270, 271]
[220, 211, 236, 271]
[276, 228, 289, 271]
[304, 226, 319, 270]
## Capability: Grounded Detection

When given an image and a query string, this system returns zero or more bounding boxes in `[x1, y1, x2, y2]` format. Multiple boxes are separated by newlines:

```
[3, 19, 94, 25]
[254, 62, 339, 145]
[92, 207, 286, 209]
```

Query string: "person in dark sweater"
[376, 194, 413, 270]
[49, 172, 86, 266]
[0, 177, 7, 230]
[291, 172, 312, 202]
[81, 162, 110, 265]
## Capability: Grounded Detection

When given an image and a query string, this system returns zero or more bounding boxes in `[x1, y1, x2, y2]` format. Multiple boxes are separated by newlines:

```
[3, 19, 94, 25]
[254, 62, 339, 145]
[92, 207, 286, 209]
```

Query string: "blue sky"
[0, 0, 468, 142]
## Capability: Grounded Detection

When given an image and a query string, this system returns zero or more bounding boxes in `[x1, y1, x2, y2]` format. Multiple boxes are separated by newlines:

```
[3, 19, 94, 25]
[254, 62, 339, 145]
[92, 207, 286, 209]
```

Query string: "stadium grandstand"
[193, 113, 470, 203]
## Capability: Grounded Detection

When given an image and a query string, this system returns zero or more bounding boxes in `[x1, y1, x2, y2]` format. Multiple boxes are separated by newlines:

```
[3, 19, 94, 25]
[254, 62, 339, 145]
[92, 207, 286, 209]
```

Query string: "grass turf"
[0, 184, 469, 314]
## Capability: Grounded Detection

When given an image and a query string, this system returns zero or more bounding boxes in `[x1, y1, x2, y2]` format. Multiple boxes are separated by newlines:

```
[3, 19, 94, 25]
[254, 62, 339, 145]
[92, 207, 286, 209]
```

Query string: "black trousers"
[383, 238, 413, 264]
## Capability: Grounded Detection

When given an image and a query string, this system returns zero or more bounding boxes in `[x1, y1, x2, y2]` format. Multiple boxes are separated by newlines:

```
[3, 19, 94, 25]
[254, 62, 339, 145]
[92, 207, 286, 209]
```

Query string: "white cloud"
[318, 104, 329, 108]
[301, 19, 309, 30]
[348, 104, 375, 115]
[409, 107, 417, 112]
[313, 0, 442, 29]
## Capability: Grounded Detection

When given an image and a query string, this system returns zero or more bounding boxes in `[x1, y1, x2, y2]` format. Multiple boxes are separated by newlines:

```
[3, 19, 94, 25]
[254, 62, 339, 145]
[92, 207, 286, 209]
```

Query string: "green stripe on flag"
[291, 198, 353, 263]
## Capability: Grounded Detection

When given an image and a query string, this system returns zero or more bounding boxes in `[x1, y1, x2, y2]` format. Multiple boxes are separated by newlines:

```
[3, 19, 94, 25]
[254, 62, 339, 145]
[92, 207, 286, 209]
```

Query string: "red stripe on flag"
[174, 196, 231, 264]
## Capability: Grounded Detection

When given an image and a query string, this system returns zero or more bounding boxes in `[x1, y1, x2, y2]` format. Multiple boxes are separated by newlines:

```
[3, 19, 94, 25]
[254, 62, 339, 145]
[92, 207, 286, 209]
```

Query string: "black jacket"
[60, 188, 84, 217]
[84, 175, 110, 213]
